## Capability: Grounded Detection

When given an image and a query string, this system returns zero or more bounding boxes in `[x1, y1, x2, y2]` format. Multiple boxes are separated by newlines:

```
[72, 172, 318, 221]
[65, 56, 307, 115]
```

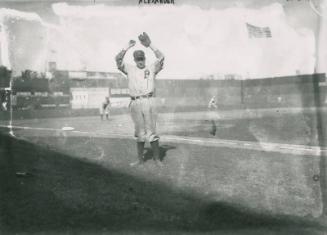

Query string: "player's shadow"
[143, 144, 176, 162]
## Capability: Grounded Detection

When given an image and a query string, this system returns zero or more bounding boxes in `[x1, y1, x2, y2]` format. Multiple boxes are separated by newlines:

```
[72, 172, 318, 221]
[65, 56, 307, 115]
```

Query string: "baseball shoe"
[154, 160, 164, 168]
[129, 159, 145, 167]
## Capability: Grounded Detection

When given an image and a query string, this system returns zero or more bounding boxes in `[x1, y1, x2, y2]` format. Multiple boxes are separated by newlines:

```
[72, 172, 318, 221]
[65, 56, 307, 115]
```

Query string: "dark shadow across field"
[0, 132, 325, 234]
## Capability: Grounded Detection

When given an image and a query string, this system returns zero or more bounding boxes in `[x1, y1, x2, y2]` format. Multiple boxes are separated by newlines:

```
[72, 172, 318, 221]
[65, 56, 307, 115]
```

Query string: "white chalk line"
[0, 124, 107, 160]
[0, 124, 326, 157]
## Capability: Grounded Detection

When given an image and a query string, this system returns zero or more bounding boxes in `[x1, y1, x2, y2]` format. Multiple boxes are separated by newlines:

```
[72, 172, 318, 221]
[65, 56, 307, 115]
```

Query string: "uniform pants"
[99, 107, 109, 115]
[130, 97, 159, 143]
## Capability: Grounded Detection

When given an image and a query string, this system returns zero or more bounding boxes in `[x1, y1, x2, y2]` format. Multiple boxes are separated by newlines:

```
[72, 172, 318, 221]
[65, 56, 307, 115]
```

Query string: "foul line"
[0, 124, 326, 157]
[162, 135, 325, 157]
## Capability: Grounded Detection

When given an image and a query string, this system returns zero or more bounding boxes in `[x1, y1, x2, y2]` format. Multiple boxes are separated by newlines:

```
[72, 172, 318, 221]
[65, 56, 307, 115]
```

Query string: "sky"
[0, 0, 325, 79]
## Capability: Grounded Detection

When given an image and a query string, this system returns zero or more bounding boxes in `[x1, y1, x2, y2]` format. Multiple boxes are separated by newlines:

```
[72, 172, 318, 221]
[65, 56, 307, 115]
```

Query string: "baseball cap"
[133, 50, 145, 61]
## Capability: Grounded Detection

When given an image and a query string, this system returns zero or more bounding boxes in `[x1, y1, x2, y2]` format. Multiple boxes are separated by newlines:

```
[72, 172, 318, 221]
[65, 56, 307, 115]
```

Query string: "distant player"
[208, 95, 217, 110]
[208, 95, 217, 136]
[100, 96, 111, 120]
[0, 90, 8, 111]
[115, 32, 164, 167]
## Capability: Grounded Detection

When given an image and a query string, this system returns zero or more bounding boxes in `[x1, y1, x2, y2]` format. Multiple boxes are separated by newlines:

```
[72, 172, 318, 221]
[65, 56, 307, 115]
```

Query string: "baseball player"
[100, 96, 111, 120]
[208, 95, 217, 110]
[0, 90, 9, 111]
[115, 32, 164, 167]
[208, 95, 217, 136]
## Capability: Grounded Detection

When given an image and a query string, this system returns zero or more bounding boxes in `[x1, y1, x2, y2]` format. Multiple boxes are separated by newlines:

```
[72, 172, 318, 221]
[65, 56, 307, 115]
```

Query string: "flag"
[246, 23, 272, 38]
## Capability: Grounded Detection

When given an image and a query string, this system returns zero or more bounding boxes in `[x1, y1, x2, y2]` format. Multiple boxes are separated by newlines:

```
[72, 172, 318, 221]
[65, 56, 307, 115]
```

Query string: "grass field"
[0, 108, 327, 234]
[5, 107, 326, 148]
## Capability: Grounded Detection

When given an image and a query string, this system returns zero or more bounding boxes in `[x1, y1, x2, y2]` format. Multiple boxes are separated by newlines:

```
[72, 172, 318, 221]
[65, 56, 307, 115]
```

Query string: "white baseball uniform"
[121, 60, 163, 142]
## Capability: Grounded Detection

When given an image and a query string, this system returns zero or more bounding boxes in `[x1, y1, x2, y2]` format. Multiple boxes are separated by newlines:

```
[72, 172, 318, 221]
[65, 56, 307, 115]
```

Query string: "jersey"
[121, 60, 163, 97]
[102, 101, 110, 110]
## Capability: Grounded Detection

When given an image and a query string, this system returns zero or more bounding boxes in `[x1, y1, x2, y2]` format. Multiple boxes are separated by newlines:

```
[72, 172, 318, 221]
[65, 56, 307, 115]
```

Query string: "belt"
[130, 92, 153, 100]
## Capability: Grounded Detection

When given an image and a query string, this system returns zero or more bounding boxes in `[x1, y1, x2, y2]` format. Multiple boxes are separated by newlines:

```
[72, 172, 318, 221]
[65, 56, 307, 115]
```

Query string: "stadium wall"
[1, 73, 326, 120]
[156, 79, 243, 110]
[242, 74, 326, 109]
[156, 74, 326, 110]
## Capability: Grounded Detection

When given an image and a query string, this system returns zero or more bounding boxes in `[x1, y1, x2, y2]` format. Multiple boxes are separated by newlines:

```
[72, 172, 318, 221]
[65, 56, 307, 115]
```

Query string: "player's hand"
[128, 40, 136, 48]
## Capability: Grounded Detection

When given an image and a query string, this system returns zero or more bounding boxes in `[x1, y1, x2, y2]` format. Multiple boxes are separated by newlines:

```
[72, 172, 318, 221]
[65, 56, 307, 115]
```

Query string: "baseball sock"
[137, 141, 145, 161]
[150, 140, 160, 161]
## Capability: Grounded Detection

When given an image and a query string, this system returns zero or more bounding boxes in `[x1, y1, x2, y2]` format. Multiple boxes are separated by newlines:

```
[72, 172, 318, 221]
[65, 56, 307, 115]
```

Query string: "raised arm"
[115, 40, 136, 74]
[138, 32, 165, 74]
[150, 44, 165, 74]
[150, 44, 164, 62]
